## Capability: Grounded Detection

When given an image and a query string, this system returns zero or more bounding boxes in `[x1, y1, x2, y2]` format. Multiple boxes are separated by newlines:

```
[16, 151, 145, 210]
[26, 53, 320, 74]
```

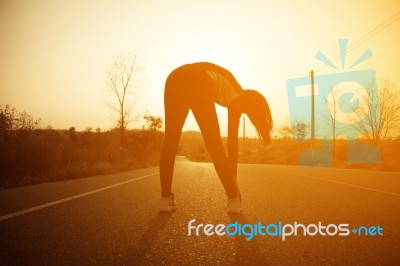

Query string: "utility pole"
[310, 70, 315, 149]
[242, 116, 246, 154]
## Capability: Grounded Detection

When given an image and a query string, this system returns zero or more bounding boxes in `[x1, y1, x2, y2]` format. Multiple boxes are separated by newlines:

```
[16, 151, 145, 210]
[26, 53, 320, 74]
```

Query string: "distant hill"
[178, 131, 262, 161]
[180, 131, 203, 141]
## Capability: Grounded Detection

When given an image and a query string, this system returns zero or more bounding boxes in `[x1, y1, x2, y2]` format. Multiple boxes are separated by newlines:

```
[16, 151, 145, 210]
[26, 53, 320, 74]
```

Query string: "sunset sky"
[1, 0, 399, 137]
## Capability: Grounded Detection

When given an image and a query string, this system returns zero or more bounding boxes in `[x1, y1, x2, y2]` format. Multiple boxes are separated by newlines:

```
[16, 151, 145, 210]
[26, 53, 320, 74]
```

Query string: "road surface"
[1, 157, 399, 265]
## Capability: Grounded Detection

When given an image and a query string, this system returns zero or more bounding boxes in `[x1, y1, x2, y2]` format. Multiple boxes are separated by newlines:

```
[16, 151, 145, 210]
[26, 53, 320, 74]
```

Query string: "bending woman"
[159, 62, 272, 213]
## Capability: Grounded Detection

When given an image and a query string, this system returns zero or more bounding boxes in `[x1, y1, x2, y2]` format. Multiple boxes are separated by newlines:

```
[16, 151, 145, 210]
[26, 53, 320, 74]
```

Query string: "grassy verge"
[182, 132, 400, 172]
[0, 128, 162, 188]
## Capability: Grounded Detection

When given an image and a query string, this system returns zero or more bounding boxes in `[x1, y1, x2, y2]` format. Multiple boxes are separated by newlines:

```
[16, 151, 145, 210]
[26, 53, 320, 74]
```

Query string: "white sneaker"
[159, 193, 177, 212]
[227, 197, 242, 213]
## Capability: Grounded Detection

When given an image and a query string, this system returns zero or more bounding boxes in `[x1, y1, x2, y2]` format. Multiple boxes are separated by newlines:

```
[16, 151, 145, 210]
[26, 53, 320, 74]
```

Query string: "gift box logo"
[286, 39, 380, 167]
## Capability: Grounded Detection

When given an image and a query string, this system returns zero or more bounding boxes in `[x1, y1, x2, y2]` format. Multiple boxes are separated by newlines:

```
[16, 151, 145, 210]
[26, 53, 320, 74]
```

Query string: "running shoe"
[159, 193, 177, 212]
[227, 197, 242, 213]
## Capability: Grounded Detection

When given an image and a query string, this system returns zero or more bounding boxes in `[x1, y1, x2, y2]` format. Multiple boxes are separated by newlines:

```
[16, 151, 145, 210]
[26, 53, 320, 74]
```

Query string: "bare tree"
[143, 115, 163, 131]
[105, 53, 139, 144]
[292, 120, 308, 140]
[323, 87, 342, 155]
[350, 79, 400, 144]
[277, 123, 292, 139]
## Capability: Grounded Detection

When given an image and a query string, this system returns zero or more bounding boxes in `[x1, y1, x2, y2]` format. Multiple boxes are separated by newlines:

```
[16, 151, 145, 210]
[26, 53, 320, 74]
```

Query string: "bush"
[0, 105, 164, 188]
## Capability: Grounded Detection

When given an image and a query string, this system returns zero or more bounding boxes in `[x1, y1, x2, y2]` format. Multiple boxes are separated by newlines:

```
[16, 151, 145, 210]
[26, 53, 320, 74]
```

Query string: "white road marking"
[300, 166, 400, 175]
[274, 164, 400, 175]
[288, 171, 400, 197]
[0, 172, 159, 222]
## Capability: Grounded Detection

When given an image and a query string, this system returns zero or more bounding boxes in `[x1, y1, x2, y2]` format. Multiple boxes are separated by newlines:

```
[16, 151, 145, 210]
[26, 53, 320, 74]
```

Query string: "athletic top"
[206, 70, 240, 106]
[190, 62, 244, 107]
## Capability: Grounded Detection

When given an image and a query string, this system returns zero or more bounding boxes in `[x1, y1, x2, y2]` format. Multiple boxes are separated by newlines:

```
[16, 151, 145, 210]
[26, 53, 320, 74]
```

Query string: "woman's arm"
[227, 105, 241, 175]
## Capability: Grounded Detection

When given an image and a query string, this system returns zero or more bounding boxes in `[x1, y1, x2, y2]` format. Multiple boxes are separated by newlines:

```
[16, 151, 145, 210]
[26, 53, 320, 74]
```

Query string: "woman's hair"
[242, 90, 273, 144]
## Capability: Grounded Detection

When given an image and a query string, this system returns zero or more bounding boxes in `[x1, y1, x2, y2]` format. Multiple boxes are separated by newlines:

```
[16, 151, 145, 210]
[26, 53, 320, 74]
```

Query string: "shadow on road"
[128, 211, 174, 264]
[228, 213, 265, 265]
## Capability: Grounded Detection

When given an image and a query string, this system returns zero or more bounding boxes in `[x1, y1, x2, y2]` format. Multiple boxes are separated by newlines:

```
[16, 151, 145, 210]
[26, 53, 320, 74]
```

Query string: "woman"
[159, 62, 272, 213]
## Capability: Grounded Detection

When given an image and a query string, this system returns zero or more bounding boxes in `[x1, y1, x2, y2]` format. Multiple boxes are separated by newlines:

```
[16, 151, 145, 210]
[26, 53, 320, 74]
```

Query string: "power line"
[307, 11, 399, 152]
[315, 10, 400, 72]
[347, 14, 400, 54]
[347, 11, 400, 53]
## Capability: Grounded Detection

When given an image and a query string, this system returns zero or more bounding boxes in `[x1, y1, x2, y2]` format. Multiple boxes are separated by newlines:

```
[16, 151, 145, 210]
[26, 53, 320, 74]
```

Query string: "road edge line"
[287, 171, 400, 197]
[0, 172, 159, 222]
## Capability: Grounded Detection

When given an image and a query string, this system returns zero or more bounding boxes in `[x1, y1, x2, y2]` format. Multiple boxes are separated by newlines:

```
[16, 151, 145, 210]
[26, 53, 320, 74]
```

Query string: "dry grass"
[181, 131, 400, 172]
[0, 129, 162, 188]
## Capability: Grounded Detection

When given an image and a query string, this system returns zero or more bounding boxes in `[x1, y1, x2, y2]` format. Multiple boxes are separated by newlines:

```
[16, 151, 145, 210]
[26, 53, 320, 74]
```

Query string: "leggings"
[159, 65, 238, 199]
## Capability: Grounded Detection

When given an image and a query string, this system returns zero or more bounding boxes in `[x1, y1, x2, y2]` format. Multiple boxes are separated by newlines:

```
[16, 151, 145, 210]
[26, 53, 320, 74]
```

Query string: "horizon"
[1, 0, 399, 137]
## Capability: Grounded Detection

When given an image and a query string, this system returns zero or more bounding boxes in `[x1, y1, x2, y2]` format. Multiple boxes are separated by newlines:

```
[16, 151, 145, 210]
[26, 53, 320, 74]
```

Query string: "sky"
[1, 0, 399, 137]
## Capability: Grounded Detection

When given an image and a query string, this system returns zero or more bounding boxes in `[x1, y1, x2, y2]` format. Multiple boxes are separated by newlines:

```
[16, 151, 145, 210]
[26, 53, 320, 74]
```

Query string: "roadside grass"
[182, 131, 400, 172]
[0, 129, 162, 188]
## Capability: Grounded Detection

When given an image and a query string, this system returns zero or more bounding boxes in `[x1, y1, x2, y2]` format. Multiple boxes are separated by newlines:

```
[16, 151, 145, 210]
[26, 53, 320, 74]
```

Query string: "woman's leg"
[190, 93, 238, 199]
[159, 76, 189, 197]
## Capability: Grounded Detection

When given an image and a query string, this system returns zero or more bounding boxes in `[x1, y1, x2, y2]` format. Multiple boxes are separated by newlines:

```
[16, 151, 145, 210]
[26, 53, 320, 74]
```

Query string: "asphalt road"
[0, 156, 399, 265]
